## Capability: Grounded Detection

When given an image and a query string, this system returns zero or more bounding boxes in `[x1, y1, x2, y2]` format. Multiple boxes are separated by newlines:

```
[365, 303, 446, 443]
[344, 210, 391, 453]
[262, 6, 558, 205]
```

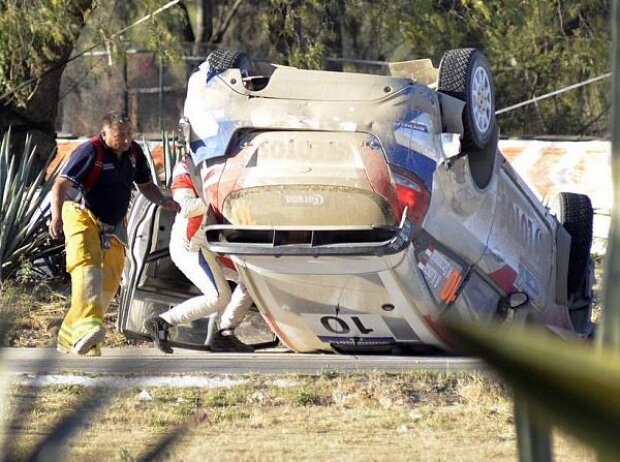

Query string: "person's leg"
[75, 237, 125, 356]
[145, 240, 230, 353]
[210, 265, 254, 352]
[219, 266, 253, 331]
[160, 241, 231, 325]
[57, 203, 105, 354]
[101, 237, 125, 311]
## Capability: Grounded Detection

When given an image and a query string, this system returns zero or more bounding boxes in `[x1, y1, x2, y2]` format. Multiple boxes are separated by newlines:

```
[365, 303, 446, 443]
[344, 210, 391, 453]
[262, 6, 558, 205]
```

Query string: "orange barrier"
[48, 139, 166, 180]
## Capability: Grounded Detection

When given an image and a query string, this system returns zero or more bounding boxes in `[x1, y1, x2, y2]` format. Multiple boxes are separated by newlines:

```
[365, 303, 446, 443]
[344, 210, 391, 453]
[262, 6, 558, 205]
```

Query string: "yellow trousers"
[57, 202, 125, 351]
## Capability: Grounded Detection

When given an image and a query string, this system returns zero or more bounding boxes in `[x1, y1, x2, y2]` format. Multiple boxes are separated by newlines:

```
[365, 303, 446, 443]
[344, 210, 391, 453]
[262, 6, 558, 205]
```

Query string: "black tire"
[206, 49, 252, 75]
[438, 48, 496, 151]
[551, 192, 593, 295]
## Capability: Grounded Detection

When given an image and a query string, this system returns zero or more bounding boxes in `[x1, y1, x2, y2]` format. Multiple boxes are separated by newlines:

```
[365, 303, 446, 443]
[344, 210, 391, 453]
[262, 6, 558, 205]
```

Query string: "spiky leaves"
[0, 129, 59, 283]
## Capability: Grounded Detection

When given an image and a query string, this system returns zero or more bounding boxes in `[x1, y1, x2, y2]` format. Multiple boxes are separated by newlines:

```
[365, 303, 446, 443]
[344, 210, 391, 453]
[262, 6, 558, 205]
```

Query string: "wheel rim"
[471, 65, 492, 135]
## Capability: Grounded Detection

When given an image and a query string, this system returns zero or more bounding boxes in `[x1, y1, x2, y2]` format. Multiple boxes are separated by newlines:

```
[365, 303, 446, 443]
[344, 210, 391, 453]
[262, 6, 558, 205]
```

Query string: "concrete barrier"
[500, 139, 611, 252]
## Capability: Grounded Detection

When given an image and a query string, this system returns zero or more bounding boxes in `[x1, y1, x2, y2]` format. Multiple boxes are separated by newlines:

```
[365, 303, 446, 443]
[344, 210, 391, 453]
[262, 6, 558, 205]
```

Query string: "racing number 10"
[320, 316, 374, 334]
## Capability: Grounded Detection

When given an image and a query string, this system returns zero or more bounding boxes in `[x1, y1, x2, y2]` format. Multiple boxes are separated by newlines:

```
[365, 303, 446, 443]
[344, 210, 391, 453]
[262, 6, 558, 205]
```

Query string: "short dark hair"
[102, 111, 131, 128]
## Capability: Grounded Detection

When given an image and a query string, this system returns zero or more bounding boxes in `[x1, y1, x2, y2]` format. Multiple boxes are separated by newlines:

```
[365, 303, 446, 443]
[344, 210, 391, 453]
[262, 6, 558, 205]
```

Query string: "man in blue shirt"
[49, 111, 180, 356]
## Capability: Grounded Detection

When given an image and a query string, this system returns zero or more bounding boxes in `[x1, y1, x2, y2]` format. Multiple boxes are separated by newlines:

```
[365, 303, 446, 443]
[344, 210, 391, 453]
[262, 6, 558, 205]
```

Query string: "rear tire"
[551, 192, 593, 294]
[438, 48, 496, 151]
[551, 192, 594, 337]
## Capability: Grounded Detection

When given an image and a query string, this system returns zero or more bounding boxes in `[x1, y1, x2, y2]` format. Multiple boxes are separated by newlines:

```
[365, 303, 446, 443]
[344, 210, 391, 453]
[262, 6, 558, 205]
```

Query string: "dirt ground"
[0, 257, 605, 461]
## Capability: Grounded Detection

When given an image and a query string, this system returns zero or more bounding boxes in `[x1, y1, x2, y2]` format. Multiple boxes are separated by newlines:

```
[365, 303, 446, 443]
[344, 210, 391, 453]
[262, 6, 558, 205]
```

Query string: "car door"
[117, 141, 218, 349]
[477, 160, 554, 309]
[117, 194, 219, 349]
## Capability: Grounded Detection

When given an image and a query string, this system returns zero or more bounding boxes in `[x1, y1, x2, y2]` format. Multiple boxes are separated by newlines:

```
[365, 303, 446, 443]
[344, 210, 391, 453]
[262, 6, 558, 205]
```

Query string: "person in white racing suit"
[145, 156, 254, 353]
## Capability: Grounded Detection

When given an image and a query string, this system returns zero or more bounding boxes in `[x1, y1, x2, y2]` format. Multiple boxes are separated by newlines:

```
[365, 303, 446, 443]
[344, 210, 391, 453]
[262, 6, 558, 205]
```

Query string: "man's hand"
[49, 216, 63, 240]
[49, 177, 72, 240]
[137, 182, 181, 213]
[160, 197, 181, 213]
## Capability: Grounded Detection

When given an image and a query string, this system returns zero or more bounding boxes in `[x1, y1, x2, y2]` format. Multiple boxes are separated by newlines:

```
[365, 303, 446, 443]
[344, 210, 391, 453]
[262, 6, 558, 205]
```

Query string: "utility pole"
[599, 0, 620, 349]
[119, 1, 129, 116]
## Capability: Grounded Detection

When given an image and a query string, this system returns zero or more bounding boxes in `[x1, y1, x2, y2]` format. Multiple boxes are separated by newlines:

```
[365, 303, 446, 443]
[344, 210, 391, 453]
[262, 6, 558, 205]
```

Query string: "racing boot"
[210, 328, 254, 353]
[145, 316, 174, 354]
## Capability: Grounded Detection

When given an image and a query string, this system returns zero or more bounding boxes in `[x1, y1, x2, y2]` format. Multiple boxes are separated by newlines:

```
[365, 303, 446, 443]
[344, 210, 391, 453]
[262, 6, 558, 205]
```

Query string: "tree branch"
[211, 0, 246, 44]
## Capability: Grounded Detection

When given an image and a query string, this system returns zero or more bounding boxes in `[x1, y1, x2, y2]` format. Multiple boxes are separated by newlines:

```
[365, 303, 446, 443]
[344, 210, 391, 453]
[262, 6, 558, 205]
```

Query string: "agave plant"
[141, 130, 181, 189]
[0, 129, 60, 284]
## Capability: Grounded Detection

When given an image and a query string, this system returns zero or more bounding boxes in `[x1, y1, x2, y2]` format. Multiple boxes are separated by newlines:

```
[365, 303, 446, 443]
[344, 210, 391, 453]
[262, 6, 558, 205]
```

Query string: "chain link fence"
[55, 44, 392, 139]
[57, 46, 213, 138]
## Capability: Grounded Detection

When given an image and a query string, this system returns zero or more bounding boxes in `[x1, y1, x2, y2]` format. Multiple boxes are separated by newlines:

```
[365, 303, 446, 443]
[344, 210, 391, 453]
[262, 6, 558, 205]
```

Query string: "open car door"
[117, 193, 219, 349]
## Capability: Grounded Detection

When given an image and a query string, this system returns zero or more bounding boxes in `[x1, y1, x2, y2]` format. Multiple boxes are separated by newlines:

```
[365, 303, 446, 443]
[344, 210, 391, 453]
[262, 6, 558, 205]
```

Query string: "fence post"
[599, 0, 620, 350]
[514, 398, 553, 462]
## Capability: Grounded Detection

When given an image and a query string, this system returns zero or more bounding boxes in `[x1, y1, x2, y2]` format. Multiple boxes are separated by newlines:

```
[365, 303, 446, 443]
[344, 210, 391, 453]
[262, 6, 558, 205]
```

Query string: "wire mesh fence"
[58, 47, 213, 138]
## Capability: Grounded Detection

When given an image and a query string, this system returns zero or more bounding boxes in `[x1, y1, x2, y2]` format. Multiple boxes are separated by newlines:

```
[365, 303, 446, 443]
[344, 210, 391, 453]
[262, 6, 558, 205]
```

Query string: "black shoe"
[210, 329, 254, 353]
[145, 316, 174, 354]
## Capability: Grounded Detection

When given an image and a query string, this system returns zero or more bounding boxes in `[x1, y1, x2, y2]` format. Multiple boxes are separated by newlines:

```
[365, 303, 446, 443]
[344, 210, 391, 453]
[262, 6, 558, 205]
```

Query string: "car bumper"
[205, 214, 414, 257]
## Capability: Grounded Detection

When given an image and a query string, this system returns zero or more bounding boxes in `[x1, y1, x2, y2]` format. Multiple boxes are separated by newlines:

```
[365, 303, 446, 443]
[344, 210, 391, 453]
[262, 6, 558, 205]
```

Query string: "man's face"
[102, 124, 132, 154]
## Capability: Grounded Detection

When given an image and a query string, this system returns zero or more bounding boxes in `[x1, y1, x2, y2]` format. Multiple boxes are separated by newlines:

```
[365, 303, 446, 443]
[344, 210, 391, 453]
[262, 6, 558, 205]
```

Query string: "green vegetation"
[0, 130, 58, 284]
[0, 1, 611, 144]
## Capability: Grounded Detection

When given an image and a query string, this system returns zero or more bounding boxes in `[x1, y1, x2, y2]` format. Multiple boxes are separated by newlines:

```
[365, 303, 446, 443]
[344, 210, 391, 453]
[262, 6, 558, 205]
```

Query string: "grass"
[0, 373, 596, 461]
[0, 254, 607, 460]
[0, 278, 145, 348]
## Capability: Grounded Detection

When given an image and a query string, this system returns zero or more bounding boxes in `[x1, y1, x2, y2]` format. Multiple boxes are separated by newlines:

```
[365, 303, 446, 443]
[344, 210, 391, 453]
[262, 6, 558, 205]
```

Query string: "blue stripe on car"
[385, 143, 436, 189]
[189, 120, 237, 164]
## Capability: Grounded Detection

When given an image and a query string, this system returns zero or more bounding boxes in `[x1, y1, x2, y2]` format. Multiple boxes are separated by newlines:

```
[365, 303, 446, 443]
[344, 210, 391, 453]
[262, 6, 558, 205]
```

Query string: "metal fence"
[57, 48, 210, 138]
[56, 46, 392, 138]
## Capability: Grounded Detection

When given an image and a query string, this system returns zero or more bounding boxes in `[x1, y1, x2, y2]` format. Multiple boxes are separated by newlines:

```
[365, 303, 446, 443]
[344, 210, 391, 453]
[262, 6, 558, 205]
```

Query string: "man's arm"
[48, 177, 73, 240]
[136, 182, 181, 213]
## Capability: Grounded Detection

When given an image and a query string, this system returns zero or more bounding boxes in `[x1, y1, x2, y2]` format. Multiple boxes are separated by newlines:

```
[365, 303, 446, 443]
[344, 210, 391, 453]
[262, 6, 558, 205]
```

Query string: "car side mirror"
[440, 133, 462, 160]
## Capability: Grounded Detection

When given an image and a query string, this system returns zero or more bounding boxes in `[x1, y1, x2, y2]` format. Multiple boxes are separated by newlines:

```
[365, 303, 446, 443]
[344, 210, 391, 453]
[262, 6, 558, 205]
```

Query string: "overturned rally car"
[119, 49, 594, 354]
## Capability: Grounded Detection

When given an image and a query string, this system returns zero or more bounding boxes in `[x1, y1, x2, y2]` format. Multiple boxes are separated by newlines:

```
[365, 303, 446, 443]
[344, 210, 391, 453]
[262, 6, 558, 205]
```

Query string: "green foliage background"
[256, 0, 611, 137]
[0, 1, 612, 143]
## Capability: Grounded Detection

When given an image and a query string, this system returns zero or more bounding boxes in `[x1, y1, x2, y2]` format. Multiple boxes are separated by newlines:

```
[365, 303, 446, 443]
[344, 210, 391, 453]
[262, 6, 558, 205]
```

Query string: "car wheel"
[551, 192, 594, 295]
[438, 48, 496, 151]
[206, 49, 252, 75]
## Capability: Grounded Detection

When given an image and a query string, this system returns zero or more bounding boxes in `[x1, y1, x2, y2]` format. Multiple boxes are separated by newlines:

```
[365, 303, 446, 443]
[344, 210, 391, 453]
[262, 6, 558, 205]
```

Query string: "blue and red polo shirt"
[60, 135, 152, 225]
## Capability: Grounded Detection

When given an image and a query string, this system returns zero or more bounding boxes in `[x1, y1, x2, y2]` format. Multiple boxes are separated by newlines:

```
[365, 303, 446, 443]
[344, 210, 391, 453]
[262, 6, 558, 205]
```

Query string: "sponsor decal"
[487, 260, 541, 306]
[417, 246, 464, 304]
[393, 120, 429, 134]
[281, 192, 326, 206]
[318, 336, 395, 345]
[515, 261, 541, 304]
[497, 181, 544, 255]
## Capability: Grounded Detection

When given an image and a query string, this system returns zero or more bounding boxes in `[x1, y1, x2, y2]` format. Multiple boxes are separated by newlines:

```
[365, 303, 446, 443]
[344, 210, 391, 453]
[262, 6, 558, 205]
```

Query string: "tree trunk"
[193, 0, 214, 56]
[0, 0, 94, 166]
[324, 0, 345, 71]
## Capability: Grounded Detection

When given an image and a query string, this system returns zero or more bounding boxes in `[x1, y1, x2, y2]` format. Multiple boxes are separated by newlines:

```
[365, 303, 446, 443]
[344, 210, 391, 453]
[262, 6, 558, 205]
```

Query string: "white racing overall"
[160, 158, 252, 329]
